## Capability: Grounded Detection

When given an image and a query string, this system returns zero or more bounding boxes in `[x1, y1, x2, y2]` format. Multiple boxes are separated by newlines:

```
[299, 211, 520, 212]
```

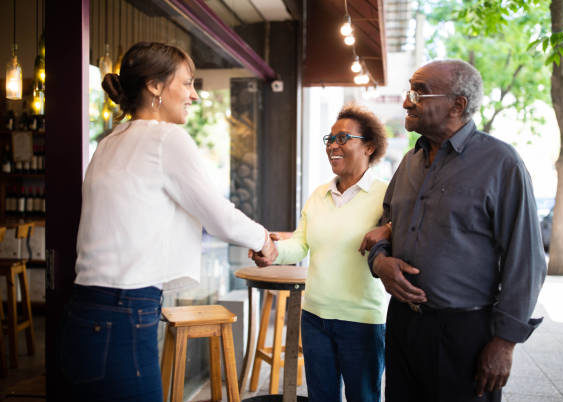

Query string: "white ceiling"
[205, 0, 292, 25]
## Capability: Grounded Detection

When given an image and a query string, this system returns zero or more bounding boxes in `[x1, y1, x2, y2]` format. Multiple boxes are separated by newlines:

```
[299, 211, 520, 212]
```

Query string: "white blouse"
[75, 120, 266, 292]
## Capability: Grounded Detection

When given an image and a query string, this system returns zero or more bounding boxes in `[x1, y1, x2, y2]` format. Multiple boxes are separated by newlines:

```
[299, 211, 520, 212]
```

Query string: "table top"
[234, 265, 307, 285]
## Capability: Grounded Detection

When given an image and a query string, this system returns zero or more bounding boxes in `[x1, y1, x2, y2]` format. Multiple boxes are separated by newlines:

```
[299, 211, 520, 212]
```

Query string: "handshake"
[248, 231, 288, 267]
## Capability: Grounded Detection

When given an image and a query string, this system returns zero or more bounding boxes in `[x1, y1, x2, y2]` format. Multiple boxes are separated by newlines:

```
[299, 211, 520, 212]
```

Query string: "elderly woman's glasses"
[404, 90, 448, 104]
[323, 132, 365, 146]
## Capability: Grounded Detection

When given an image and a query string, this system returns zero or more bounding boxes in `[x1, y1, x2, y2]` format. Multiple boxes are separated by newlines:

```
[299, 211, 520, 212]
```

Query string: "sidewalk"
[503, 275, 563, 401]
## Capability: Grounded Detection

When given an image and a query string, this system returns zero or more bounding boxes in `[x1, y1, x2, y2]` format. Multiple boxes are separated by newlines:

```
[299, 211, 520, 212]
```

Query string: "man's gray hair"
[429, 59, 484, 120]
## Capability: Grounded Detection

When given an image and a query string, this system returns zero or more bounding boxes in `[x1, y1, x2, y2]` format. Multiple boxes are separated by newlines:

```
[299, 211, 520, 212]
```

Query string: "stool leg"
[270, 291, 288, 394]
[6, 269, 18, 368]
[18, 266, 35, 356]
[170, 327, 188, 402]
[239, 287, 259, 394]
[249, 290, 274, 391]
[161, 326, 175, 402]
[221, 323, 240, 402]
[209, 336, 222, 402]
[297, 331, 303, 386]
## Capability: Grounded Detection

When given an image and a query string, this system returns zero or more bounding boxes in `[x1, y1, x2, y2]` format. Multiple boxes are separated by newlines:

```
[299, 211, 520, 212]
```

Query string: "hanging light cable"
[99, 0, 113, 79]
[114, 0, 124, 74]
[6, 0, 22, 100]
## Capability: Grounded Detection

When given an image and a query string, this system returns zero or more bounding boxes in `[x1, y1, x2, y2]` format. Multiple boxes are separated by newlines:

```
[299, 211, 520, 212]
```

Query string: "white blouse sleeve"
[161, 125, 266, 252]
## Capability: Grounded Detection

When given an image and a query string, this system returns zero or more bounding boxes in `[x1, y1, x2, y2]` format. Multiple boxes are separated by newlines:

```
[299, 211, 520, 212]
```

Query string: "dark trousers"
[301, 310, 385, 402]
[59, 284, 163, 402]
[385, 298, 501, 402]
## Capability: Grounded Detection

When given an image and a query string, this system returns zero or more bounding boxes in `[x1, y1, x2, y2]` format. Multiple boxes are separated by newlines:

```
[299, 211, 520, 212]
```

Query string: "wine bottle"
[5, 186, 14, 216]
[6, 110, 15, 130]
[33, 186, 41, 216]
[2, 144, 12, 173]
[26, 187, 35, 216]
[18, 186, 26, 217]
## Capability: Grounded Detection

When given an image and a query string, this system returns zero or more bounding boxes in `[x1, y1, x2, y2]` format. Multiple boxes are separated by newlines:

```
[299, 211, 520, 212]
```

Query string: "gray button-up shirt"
[368, 120, 546, 343]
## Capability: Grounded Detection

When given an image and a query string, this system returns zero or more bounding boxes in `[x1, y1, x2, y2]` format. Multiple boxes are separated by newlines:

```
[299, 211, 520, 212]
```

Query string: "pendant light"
[32, 0, 45, 115]
[6, 0, 22, 100]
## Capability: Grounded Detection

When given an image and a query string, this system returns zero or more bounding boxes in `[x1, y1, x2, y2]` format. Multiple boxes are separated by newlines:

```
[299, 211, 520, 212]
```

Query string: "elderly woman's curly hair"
[337, 103, 387, 164]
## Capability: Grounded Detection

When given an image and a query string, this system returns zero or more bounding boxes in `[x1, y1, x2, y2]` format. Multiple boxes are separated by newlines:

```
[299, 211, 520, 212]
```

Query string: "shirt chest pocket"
[432, 183, 491, 236]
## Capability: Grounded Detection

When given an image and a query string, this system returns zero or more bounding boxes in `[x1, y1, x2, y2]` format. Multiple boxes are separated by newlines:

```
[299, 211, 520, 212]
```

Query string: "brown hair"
[337, 103, 387, 164]
[102, 42, 195, 121]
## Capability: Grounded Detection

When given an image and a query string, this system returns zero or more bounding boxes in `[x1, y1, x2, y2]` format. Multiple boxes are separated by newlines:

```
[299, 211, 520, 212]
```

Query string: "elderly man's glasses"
[323, 132, 365, 146]
[404, 90, 448, 104]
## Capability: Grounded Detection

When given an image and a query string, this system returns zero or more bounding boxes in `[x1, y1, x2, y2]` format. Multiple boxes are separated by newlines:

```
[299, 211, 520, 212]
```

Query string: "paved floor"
[190, 276, 563, 402]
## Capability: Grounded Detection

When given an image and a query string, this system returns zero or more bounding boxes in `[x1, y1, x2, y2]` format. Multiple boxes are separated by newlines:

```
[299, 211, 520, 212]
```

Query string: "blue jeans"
[301, 310, 385, 402]
[59, 284, 163, 402]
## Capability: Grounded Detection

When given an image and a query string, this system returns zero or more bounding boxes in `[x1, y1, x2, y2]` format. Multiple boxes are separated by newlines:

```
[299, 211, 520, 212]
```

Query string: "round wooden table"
[235, 266, 307, 402]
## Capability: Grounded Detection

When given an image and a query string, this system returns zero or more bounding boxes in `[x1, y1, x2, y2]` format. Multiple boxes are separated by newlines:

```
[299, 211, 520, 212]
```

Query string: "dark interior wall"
[45, 1, 90, 400]
[236, 21, 299, 232]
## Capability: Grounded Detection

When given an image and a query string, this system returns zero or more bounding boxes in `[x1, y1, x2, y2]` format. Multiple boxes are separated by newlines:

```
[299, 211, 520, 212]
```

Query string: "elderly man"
[367, 59, 546, 402]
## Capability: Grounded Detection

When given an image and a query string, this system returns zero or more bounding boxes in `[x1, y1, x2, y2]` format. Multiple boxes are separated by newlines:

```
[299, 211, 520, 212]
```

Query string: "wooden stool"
[249, 290, 304, 394]
[0, 223, 36, 369]
[160, 305, 240, 402]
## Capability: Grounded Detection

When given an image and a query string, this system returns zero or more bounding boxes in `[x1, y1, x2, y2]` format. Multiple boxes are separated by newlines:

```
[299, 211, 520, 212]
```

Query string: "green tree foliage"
[431, 0, 562, 65]
[426, 0, 552, 134]
[184, 90, 229, 149]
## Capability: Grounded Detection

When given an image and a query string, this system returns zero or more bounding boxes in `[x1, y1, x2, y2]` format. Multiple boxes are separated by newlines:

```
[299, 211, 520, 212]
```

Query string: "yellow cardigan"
[275, 179, 388, 324]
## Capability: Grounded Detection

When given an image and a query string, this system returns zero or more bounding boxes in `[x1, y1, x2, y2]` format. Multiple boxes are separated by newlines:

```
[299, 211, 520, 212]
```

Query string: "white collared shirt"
[328, 167, 378, 207]
[75, 120, 265, 292]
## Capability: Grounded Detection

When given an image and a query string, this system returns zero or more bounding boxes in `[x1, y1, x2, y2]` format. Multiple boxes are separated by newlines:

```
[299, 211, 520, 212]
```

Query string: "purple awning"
[168, 0, 277, 81]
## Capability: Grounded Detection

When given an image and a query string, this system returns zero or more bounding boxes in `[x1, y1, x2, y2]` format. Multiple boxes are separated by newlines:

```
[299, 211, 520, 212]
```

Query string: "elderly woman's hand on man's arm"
[358, 222, 392, 256]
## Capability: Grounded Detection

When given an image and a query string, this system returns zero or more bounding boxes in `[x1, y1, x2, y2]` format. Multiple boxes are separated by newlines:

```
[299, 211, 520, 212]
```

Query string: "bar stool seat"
[0, 223, 36, 369]
[160, 304, 240, 402]
[249, 290, 304, 394]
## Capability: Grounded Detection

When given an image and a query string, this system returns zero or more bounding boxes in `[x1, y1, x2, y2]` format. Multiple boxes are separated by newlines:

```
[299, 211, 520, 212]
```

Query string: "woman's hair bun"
[102, 73, 125, 105]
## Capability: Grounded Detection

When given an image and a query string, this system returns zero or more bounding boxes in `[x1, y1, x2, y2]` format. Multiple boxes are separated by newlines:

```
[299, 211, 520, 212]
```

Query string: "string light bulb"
[351, 57, 361, 73]
[340, 15, 353, 36]
[344, 35, 355, 46]
[354, 73, 369, 85]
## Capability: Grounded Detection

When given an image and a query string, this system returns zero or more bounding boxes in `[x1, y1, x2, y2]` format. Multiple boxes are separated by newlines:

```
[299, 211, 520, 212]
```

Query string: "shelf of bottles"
[1, 110, 46, 224]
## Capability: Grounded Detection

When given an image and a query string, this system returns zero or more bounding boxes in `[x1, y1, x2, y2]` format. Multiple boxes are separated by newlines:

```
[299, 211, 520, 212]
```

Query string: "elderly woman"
[252, 104, 390, 402]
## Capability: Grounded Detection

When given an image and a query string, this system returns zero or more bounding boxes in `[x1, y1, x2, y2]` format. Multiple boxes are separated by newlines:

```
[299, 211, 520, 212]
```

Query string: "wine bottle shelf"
[1, 173, 45, 178]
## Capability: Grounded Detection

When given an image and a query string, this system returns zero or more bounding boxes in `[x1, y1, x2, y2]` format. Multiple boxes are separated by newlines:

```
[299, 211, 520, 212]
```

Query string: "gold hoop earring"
[151, 95, 162, 109]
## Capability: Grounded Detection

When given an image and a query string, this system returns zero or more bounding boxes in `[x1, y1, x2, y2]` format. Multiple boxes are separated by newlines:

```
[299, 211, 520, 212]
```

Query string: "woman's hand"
[248, 231, 279, 267]
[359, 222, 392, 256]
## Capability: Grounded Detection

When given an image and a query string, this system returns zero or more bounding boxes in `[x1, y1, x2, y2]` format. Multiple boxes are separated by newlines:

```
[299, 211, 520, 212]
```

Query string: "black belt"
[406, 301, 490, 314]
